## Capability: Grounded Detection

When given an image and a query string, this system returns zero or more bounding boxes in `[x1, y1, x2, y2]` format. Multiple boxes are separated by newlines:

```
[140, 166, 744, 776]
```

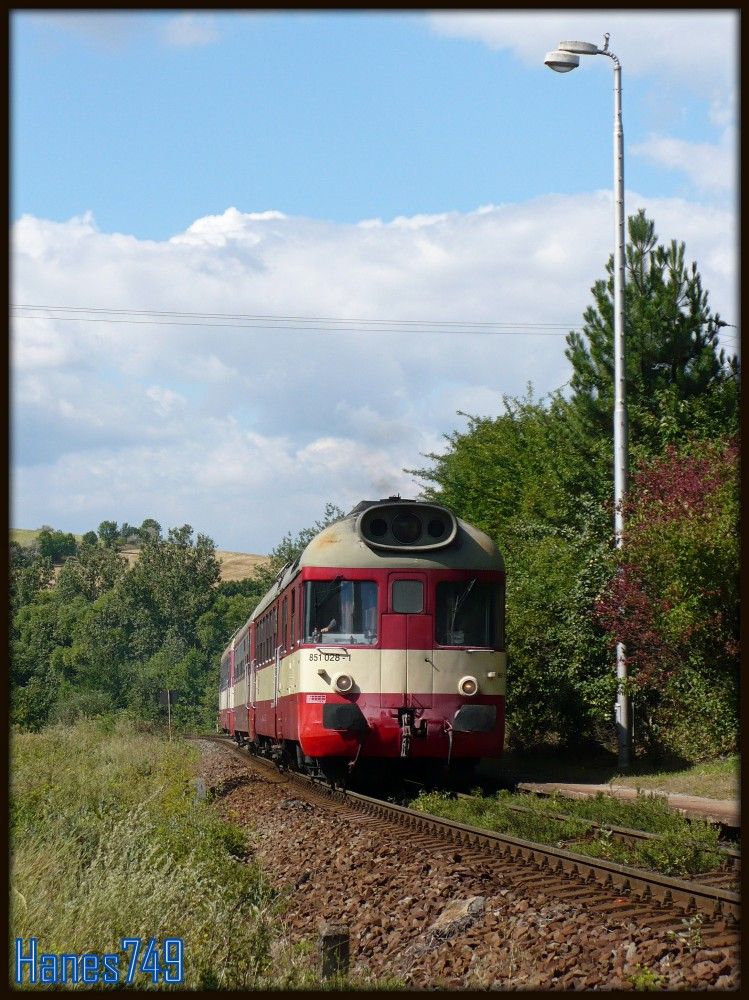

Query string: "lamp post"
[545, 34, 631, 768]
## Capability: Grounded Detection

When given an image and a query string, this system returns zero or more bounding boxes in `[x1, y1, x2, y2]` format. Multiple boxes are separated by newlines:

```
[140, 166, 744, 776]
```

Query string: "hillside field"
[10, 529, 268, 582]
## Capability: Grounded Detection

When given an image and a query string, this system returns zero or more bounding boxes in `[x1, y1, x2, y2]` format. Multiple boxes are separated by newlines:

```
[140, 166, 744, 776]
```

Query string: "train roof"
[249, 498, 504, 622]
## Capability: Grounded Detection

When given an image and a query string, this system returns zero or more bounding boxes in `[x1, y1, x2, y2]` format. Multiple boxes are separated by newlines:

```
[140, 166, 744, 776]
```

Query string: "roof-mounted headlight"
[357, 502, 457, 551]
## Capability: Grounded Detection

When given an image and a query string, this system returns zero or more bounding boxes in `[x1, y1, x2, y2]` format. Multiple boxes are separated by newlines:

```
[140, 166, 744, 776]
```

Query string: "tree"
[139, 518, 162, 542]
[565, 209, 739, 452]
[36, 528, 78, 564]
[56, 543, 128, 603]
[11, 519, 234, 731]
[97, 521, 119, 547]
[119, 525, 221, 654]
[595, 437, 738, 759]
[55, 589, 134, 710]
[11, 592, 77, 727]
[10, 544, 54, 619]
[119, 522, 141, 546]
[82, 531, 99, 547]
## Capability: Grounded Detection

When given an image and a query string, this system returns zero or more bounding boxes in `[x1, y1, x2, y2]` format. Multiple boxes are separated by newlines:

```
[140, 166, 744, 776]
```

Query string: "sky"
[11, 10, 739, 554]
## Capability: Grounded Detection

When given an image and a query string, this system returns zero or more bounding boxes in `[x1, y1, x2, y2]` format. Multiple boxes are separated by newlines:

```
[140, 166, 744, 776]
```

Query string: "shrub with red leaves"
[595, 437, 738, 756]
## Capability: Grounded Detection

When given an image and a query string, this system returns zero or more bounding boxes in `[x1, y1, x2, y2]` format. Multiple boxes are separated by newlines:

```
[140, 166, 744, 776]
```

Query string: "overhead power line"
[11, 304, 738, 346]
[11, 303, 582, 336]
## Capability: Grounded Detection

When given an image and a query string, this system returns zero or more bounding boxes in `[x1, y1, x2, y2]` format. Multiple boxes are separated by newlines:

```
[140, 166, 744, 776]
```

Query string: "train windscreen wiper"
[449, 577, 476, 633]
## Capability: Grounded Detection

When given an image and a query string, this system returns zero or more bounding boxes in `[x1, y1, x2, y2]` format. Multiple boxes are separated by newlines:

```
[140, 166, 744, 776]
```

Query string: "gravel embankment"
[197, 742, 740, 990]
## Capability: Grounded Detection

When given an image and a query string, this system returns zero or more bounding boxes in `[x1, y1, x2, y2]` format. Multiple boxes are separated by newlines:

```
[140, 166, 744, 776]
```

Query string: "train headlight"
[458, 675, 479, 697]
[391, 511, 422, 544]
[332, 672, 354, 694]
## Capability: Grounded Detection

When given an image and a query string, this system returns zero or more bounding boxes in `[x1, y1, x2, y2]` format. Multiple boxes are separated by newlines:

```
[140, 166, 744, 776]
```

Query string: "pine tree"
[565, 209, 738, 448]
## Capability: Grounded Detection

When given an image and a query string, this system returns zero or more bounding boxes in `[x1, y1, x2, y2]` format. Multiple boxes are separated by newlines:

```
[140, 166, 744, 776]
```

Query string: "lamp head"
[544, 49, 580, 73]
[557, 40, 600, 55]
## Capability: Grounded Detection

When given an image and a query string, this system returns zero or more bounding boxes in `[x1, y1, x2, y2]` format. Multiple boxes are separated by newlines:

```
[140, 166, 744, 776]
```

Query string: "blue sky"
[11, 11, 739, 552]
[12, 11, 735, 237]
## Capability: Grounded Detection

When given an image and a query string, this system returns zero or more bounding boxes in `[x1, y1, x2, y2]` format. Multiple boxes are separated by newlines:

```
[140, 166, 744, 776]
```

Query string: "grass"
[11, 528, 84, 547]
[10, 719, 354, 989]
[412, 788, 724, 878]
[214, 550, 270, 581]
[484, 749, 739, 801]
[10, 716, 401, 990]
[609, 756, 739, 800]
[10, 717, 282, 988]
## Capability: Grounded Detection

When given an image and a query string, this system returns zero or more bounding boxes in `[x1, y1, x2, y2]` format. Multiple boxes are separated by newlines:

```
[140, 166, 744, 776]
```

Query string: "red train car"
[219, 499, 506, 780]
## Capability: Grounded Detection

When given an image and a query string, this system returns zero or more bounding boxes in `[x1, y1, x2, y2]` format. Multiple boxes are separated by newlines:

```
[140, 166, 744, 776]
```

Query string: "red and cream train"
[219, 498, 506, 780]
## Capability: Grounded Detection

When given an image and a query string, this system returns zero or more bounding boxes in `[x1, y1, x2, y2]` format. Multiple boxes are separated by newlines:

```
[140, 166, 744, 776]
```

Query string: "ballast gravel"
[197, 742, 740, 990]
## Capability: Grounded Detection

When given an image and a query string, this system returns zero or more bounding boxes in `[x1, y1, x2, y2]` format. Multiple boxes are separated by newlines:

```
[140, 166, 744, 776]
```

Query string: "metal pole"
[546, 36, 632, 767]
[167, 687, 172, 742]
[609, 51, 631, 768]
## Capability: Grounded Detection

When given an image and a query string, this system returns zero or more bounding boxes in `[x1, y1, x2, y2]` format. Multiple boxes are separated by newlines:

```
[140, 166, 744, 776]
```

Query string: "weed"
[665, 913, 704, 951]
[629, 963, 666, 990]
[412, 788, 723, 878]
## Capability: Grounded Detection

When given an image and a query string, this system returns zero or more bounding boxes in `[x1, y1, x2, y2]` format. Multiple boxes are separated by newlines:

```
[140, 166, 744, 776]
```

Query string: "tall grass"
[10, 718, 309, 989]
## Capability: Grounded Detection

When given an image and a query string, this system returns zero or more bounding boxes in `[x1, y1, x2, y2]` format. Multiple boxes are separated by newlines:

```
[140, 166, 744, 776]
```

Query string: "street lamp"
[545, 34, 631, 768]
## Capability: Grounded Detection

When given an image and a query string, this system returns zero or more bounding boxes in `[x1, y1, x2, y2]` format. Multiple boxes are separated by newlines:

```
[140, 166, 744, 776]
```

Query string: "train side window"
[290, 588, 296, 646]
[392, 579, 423, 614]
[282, 598, 288, 651]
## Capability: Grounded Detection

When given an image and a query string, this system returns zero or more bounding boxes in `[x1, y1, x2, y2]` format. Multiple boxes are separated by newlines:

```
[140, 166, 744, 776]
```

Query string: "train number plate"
[309, 652, 351, 662]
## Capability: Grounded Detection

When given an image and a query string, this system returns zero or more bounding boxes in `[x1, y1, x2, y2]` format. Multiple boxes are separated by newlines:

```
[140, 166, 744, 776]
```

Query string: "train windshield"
[304, 580, 378, 645]
[435, 580, 504, 648]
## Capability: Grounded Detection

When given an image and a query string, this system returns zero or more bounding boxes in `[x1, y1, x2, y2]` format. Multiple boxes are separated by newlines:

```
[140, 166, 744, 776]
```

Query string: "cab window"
[435, 579, 503, 647]
[304, 579, 378, 644]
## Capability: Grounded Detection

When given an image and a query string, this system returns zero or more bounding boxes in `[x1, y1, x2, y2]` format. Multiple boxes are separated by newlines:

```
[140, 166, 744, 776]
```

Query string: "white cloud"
[163, 14, 220, 48]
[429, 11, 737, 167]
[146, 385, 186, 417]
[631, 128, 735, 195]
[24, 11, 222, 51]
[24, 12, 149, 51]
[428, 12, 737, 96]
[11, 196, 737, 551]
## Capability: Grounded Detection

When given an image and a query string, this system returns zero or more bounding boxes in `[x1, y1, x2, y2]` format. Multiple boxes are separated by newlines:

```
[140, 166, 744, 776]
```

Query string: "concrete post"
[318, 921, 349, 980]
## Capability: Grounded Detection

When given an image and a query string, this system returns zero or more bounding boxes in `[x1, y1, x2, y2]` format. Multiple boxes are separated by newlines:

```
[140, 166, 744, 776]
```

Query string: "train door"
[248, 658, 257, 740]
[273, 644, 282, 739]
[381, 572, 433, 709]
[228, 645, 236, 734]
[247, 623, 257, 741]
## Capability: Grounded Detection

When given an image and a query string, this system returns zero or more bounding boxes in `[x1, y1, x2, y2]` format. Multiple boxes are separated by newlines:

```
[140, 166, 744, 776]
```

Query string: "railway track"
[441, 790, 741, 893]
[195, 735, 739, 930]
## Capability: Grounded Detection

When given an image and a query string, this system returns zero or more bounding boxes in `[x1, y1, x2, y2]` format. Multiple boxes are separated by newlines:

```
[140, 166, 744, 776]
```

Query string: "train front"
[296, 499, 506, 772]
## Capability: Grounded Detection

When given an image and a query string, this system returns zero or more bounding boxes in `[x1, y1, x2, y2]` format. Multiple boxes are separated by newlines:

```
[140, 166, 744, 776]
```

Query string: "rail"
[193, 735, 740, 925]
